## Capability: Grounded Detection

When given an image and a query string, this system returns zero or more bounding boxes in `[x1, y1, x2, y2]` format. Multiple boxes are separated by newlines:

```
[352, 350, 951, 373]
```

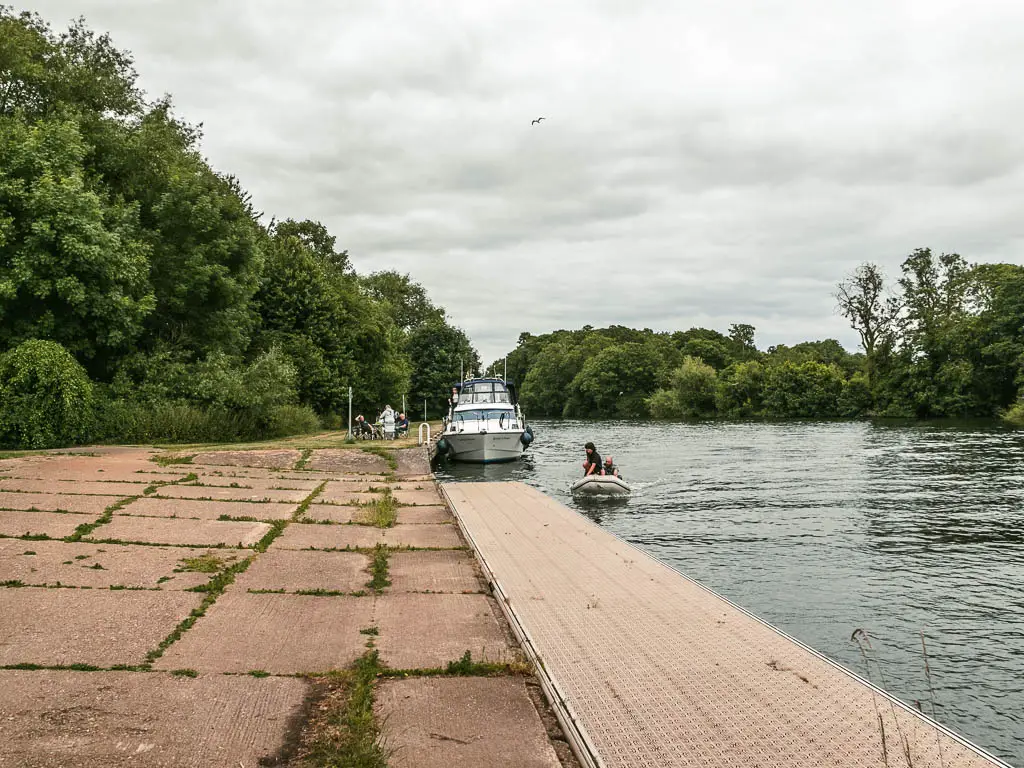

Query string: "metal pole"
[423, 398, 427, 422]
[347, 386, 352, 438]
[504, 356, 507, 382]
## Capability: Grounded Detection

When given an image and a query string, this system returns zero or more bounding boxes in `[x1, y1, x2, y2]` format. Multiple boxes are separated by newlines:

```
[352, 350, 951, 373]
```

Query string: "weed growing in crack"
[367, 544, 390, 592]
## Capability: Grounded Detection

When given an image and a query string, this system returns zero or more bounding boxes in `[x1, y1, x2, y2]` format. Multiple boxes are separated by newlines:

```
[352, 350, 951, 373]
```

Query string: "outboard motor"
[520, 425, 534, 447]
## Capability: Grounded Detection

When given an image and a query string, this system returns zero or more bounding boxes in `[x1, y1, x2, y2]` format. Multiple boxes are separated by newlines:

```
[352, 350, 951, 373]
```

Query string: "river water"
[435, 420, 1024, 766]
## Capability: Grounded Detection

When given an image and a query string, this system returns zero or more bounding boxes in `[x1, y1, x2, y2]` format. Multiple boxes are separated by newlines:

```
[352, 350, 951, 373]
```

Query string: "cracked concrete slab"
[377, 677, 561, 768]
[393, 489, 444, 506]
[272, 523, 463, 551]
[119, 496, 296, 522]
[397, 505, 452, 524]
[388, 551, 482, 594]
[233, 549, 370, 593]
[301, 504, 360, 523]
[87, 516, 270, 548]
[154, 485, 308, 503]
[0, 480, 151, 496]
[192, 450, 302, 469]
[0, 492, 123, 514]
[375, 594, 514, 669]
[305, 449, 390, 474]
[0, 588, 201, 667]
[0, 510, 93, 538]
[0, 539, 238, 590]
[0, 670, 308, 768]
[154, 592, 373, 673]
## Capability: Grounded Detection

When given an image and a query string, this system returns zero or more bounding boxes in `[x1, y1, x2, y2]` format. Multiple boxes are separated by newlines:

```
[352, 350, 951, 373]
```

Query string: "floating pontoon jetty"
[443, 481, 1011, 768]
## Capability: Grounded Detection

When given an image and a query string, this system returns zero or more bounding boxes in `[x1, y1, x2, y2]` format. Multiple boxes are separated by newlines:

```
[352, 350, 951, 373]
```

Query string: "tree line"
[0, 9, 478, 448]
[494, 250, 1024, 424]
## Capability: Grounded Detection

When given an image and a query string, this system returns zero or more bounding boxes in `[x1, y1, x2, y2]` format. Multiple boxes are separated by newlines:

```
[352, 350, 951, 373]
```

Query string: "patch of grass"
[303, 651, 390, 768]
[380, 651, 532, 679]
[292, 481, 327, 522]
[249, 669, 271, 678]
[171, 668, 199, 677]
[88, 563, 106, 570]
[295, 448, 313, 470]
[1, 579, 26, 587]
[144, 557, 253, 667]
[22, 551, 35, 556]
[217, 514, 260, 522]
[367, 543, 390, 592]
[254, 520, 288, 553]
[358, 489, 397, 528]
[295, 588, 349, 597]
[66, 496, 138, 542]
[178, 554, 228, 573]
[74, 554, 89, 560]
[247, 588, 286, 594]
[152, 454, 196, 466]
[157, 576, 173, 584]
[359, 627, 379, 636]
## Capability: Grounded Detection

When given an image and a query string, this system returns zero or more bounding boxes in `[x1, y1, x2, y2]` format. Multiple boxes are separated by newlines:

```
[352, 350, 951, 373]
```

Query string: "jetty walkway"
[444, 481, 1011, 768]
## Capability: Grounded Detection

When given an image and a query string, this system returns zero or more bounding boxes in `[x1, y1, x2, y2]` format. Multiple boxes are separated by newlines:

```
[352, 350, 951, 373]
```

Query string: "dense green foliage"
[497, 252, 1024, 422]
[0, 10, 477, 447]
[0, 339, 94, 447]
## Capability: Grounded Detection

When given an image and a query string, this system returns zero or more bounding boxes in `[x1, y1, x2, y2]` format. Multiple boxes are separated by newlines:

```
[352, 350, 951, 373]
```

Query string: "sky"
[22, 0, 1024, 365]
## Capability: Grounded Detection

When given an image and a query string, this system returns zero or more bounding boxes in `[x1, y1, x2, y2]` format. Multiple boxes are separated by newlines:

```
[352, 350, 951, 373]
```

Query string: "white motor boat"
[437, 378, 533, 464]
[571, 474, 631, 496]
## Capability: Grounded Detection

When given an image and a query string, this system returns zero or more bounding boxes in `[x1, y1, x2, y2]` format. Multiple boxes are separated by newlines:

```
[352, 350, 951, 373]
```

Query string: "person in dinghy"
[583, 442, 603, 476]
[601, 455, 622, 480]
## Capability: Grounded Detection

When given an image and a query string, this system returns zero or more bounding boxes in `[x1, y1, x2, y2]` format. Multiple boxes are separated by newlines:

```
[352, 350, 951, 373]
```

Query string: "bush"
[647, 388, 683, 419]
[762, 361, 845, 417]
[1003, 401, 1024, 427]
[838, 372, 873, 416]
[672, 356, 718, 416]
[263, 405, 321, 439]
[0, 340, 95, 449]
[715, 360, 765, 416]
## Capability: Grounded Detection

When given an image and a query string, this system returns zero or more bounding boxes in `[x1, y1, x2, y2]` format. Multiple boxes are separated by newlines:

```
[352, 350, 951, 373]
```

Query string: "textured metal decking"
[443, 482, 1009, 768]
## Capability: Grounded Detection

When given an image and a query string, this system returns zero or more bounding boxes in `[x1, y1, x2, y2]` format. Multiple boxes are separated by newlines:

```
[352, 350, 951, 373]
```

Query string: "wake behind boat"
[437, 377, 534, 463]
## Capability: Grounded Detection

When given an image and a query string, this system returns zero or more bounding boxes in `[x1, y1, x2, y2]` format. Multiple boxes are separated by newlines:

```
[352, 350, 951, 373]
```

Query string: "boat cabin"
[453, 379, 518, 406]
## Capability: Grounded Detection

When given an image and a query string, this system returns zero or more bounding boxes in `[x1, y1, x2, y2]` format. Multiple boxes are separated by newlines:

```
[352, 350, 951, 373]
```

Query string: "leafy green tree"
[566, 343, 662, 418]
[835, 262, 898, 396]
[671, 356, 718, 417]
[681, 338, 730, 370]
[406, 317, 478, 416]
[273, 219, 349, 273]
[762, 361, 845, 417]
[716, 360, 766, 416]
[0, 338, 94, 448]
[362, 270, 443, 333]
[520, 335, 612, 416]
[0, 116, 155, 375]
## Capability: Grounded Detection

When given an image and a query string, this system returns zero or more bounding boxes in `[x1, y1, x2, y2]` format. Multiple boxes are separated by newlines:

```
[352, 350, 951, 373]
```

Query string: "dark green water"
[436, 420, 1024, 766]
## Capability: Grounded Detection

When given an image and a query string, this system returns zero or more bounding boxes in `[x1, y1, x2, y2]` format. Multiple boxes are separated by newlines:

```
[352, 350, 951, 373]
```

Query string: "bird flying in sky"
[531, 117, 546, 125]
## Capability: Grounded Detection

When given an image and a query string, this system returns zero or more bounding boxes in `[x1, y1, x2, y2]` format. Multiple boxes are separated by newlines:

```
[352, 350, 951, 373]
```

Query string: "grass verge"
[360, 446, 398, 472]
[151, 454, 196, 467]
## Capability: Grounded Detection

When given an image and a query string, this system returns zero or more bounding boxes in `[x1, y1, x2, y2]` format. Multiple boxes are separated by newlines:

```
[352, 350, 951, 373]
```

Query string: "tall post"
[402, 394, 406, 415]
[347, 386, 352, 438]
[504, 356, 507, 382]
[423, 398, 427, 422]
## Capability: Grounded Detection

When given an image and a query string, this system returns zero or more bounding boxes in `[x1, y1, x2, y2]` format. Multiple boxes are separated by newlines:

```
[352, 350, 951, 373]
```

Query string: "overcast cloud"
[23, 0, 1024, 364]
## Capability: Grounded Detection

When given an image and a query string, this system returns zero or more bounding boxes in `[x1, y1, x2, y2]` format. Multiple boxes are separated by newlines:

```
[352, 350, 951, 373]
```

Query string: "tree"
[716, 360, 766, 416]
[273, 219, 349, 273]
[406, 317, 478, 416]
[835, 262, 898, 394]
[361, 270, 442, 333]
[762, 361, 845, 417]
[671, 357, 718, 417]
[565, 343, 662, 417]
[0, 116, 155, 375]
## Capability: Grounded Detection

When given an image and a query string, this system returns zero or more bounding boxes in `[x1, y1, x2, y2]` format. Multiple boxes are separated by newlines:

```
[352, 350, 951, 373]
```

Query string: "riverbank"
[0, 442, 574, 766]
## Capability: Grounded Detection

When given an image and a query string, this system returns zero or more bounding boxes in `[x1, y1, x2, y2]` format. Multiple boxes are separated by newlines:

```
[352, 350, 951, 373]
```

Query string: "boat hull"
[443, 431, 525, 463]
[571, 475, 631, 496]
